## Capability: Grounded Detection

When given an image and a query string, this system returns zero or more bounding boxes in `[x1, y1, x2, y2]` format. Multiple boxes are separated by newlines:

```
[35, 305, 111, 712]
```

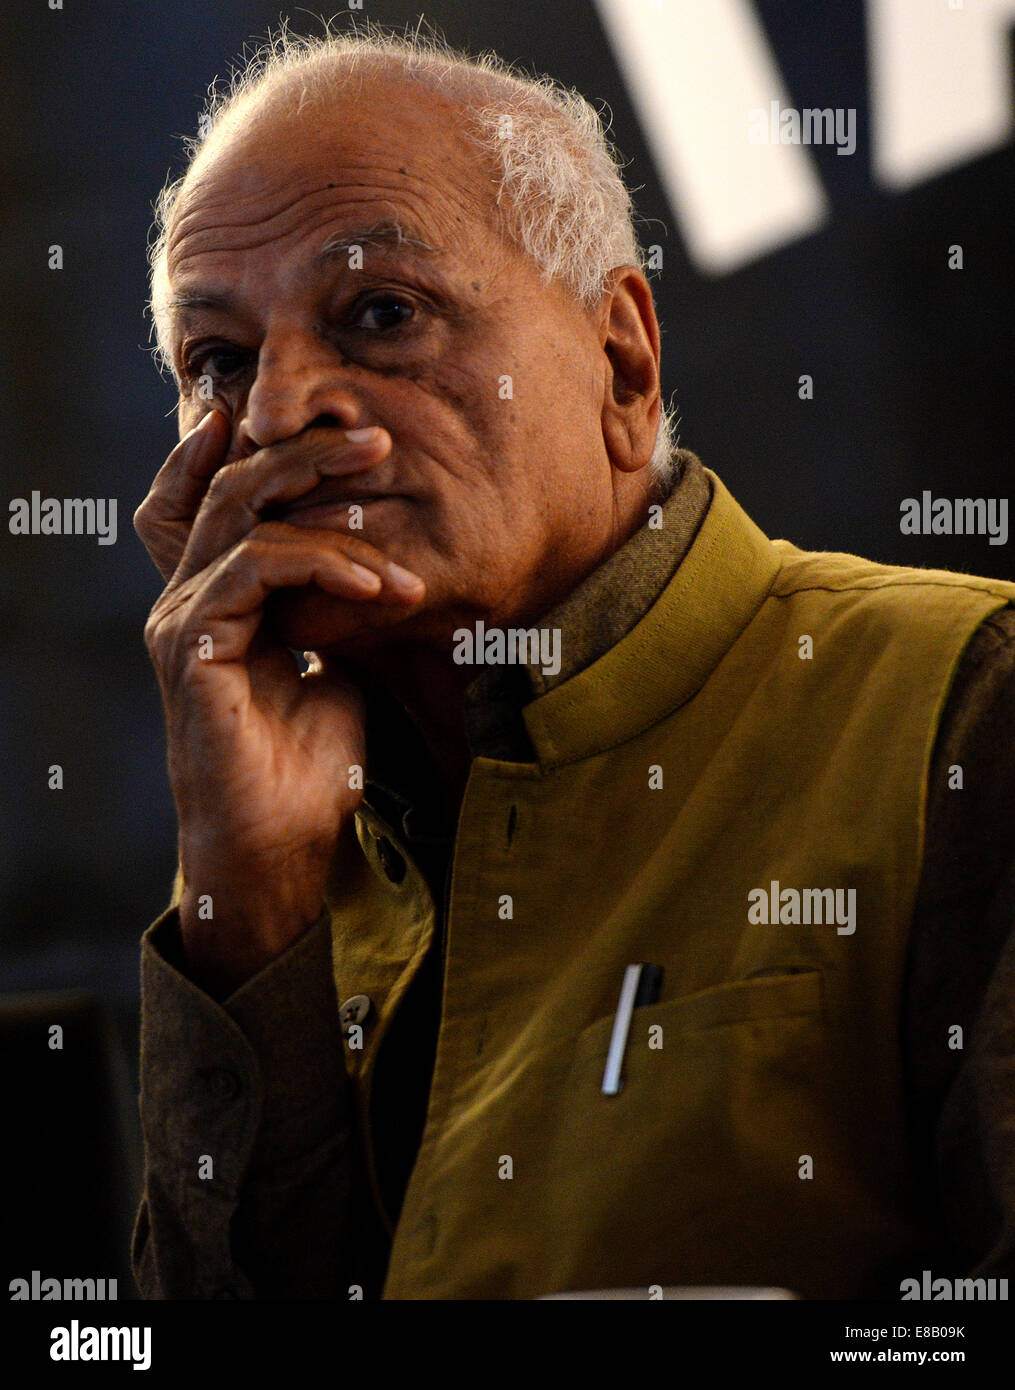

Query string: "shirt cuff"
[140, 904, 350, 1176]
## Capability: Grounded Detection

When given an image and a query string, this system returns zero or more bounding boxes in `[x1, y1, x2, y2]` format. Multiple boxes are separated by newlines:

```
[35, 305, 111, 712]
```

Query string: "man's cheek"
[177, 393, 234, 449]
[176, 391, 203, 435]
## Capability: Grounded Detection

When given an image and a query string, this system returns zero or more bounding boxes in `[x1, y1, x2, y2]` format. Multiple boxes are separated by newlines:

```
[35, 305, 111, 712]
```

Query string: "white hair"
[148, 18, 678, 488]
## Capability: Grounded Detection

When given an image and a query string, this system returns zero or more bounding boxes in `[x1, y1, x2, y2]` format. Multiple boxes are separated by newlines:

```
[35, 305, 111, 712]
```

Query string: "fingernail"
[386, 562, 424, 591]
[346, 427, 380, 443]
[349, 561, 383, 590]
[190, 411, 220, 437]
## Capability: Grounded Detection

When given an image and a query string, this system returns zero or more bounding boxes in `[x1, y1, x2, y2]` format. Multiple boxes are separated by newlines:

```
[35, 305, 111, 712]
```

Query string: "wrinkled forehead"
[165, 74, 504, 276]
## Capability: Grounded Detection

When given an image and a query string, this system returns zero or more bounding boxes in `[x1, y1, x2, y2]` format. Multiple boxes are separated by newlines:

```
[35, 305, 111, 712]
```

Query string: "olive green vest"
[327, 469, 1015, 1299]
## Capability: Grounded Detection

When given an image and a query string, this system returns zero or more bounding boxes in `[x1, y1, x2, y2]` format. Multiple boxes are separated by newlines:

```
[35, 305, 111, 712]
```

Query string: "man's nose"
[235, 333, 365, 452]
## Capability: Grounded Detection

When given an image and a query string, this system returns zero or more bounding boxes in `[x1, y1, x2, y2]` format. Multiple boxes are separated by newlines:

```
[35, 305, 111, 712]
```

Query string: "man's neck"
[348, 482, 658, 807]
[359, 641, 476, 808]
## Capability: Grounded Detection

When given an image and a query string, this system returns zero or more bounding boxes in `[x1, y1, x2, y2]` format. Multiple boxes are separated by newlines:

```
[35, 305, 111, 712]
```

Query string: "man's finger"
[168, 427, 392, 586]
[134, 410, 231, 579]
[157, 526, 425, 665]
[243, 521, 425, 600]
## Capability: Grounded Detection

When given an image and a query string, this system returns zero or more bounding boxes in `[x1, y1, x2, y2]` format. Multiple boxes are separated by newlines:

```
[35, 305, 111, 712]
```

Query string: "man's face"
[163, 74, 626, 655]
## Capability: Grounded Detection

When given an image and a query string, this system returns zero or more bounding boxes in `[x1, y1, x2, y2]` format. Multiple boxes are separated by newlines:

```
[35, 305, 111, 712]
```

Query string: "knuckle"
[210, 535, 260, 582]
[144, 592, 194, 663]
[341, 534, 379, 560]
[246, 519, 294, 545]
[205, 460, 243, 498]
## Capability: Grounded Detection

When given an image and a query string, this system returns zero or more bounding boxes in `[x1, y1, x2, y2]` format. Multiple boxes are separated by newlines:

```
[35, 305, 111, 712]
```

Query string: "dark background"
[2, 0, 1012, 1291]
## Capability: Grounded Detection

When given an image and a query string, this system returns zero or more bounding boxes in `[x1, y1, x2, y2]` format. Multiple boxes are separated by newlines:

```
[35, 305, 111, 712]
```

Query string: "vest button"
[195, 1067, 242, 1102]
[339, 994, 372, 1035]
[377, 836, 407, 884]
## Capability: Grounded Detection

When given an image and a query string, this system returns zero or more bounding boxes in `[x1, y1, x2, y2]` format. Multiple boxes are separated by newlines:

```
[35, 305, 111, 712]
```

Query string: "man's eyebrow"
[316, 220, 447, 265]
[166, 221, 448, 322]
[167, 290, 238, 317]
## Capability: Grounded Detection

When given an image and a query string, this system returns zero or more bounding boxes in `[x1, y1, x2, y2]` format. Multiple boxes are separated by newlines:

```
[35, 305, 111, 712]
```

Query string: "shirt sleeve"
[905, 604, 1015, 1278]
[131, 902, 362, 1299]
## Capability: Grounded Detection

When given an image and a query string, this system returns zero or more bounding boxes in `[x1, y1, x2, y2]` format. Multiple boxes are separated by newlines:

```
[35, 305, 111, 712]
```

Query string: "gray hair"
[148, 19, 678, 487]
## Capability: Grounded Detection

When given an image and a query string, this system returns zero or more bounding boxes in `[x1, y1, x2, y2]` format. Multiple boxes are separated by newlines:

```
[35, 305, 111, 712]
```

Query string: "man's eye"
[353, 295, 415, 332]
[183, 346, 251, 382]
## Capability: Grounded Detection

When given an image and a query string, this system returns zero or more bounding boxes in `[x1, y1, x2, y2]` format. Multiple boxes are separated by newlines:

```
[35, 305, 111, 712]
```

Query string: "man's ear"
[598, 267, 662, 475]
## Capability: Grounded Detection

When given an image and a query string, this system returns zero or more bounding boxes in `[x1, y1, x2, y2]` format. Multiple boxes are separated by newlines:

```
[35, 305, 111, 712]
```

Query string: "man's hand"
[135, 411, 425, 998]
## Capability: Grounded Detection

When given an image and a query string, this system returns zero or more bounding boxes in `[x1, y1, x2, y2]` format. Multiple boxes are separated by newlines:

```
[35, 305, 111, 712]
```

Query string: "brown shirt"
[132, 451, 1015, 1298]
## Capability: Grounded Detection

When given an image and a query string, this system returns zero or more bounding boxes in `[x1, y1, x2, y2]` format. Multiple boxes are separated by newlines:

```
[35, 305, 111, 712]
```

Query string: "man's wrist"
[178, 889, 324, 1000]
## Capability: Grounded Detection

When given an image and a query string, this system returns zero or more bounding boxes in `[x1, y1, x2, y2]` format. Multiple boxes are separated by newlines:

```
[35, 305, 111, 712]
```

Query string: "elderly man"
[132, 29, 1015, 1301]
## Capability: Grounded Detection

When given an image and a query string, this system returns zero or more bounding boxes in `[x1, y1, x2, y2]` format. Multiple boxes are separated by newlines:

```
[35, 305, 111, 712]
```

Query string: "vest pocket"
[537, 969, 827, 1294]
[570, 968, 823, 1076]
